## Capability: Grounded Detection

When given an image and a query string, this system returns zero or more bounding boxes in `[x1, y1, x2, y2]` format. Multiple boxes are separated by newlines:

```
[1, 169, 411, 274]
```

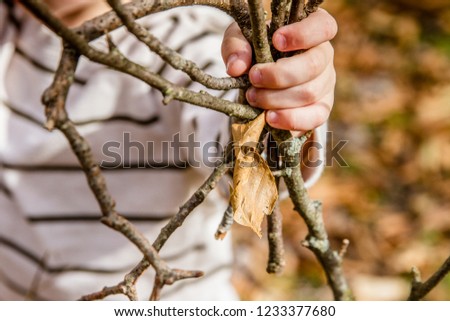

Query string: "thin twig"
[107, 0, 249, 91]
[248, 0, 274, 63]
[57, 102, 203, 301]
[338, 239, 350, 258]
[249, 0, 351, 299]
[21, 0, 356, 302]
[266, 203, 285, 274]
[408, 255, 450, 301]
[153, 159, 232, 250]
[265, 134, 285, 274]
[274, 131, 353, 301]
[73, 0, 251, 42]
[215, 204, 234, 240]
[42, 45, 80, 130]
[270, 0, 292, 38]
[269, 0, 292, 60]
[41, 37, 203, 302]
[79, 282, 138, 301]
[20, 0, 260, 121]
[305, 0, 324, 15]
[288, 0, 306, 24]
[86, 156, 233, 300]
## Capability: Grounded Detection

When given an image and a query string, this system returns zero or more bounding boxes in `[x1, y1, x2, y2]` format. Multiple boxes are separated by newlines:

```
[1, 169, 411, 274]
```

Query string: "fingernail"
[246, 87, 256, 104]
[250, 68, 262, 85]
[267, 111, 279, 124]
[226, 54, 238, 73]
[273, 33, 287, 51]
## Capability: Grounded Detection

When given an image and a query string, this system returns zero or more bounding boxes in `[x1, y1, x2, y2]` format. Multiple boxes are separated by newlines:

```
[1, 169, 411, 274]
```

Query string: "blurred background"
[231, 0, 450, 300]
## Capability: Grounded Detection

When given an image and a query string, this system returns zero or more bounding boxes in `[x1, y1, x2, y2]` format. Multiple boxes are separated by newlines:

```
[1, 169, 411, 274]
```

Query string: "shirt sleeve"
[302, 123, 327, 188]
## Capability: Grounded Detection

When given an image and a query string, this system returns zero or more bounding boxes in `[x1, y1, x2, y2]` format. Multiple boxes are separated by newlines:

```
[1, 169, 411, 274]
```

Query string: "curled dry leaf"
[231, 113, 278, 237]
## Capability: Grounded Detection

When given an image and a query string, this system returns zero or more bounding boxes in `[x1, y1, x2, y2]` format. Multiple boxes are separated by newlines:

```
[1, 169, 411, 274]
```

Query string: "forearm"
[34, 0, 110, 27]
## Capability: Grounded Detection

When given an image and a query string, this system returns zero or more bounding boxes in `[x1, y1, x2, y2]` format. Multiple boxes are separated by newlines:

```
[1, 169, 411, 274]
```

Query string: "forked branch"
[408, 255, 450, 301]
[19, 0, 356, 301]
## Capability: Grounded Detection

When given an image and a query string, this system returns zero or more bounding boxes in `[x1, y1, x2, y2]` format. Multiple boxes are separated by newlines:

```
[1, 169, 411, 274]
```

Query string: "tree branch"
[20, 0, 358, 302]
[153, 159, 233, 251]
[305, 0, 324, 15]
[408, 255, 450, 301]
[266, 134, 285, 274]
[288, 0, 306, 24]
[245, 0, 352, 299]
[20, 0, 260, 121]
[106, 0, 249, 90]
[248, 0, 273, 63]
[74, 0, 250, 42]
[79, 281, 138, 301]
[266, 202, 285, 274]
[82, 156, 232, 300]
[270, 0, 292, 35]
[274, 132, 353, 300]
[215, 204, 235, 240]
[41, 40, 203, 302]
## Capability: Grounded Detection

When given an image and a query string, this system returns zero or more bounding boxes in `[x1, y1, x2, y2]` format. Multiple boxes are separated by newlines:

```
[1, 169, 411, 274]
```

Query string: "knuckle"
[300, 86, 318, 104]
[266, 64, 283, 87]
[286, 25, 305, 49]
[307, 53, 322, 79]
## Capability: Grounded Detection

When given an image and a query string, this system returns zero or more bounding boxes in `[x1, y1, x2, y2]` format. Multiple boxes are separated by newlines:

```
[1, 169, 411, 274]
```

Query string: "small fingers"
[249, 42, 334, 89]
[221, 22, 252, 77]
[246, 62, 335, 109]
[265, 92, 334, 131]
[273, 9, 338, 52]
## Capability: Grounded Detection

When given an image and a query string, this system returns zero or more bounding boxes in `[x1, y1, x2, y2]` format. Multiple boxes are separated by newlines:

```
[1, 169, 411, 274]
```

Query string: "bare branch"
[270, 0, 292, 35]
[19, 0, 358, 302]
[41, 38, 204, 301]
[338, 239, 350, 258]
[305, 0, 324, 15]
[248, 0, 273, 63]
[42, 46, 80, 130]
[74, 0, 251, 42]
[153, 159, 232, 251]
[266, 203, 285, 274]
[274, 131, 353, 301]
[288, 0, 306, 24]
[215, 204, 234, 240]
[408, 256, 450, 301]
[269, 0, 292, 60]
[265, 134, 285, 274]
[20, 0, 260, 121]
[57, 104, 203, 301]
[106, 0, 249, 90]
[87, 155, 232, 300]
[79, 281, 138, 301]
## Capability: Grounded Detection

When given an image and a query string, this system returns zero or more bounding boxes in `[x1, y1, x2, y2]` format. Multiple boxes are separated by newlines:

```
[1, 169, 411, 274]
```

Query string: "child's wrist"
[44, 0, 110, 27]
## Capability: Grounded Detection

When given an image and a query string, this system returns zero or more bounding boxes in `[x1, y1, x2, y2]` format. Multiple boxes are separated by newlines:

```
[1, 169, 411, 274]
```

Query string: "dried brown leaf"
[231, 113, 278, 237]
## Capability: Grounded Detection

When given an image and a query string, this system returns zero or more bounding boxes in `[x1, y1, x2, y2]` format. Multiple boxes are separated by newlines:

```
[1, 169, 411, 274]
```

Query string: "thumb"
[221, 22, 252, 77]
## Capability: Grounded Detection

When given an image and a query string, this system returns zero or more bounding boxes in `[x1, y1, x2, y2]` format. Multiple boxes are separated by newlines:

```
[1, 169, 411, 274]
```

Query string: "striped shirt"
[0, 3, 326, 300]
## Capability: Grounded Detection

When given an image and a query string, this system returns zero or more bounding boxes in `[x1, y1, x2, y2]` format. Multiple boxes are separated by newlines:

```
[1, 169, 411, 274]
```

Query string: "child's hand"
[222, 9, 337, 132]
